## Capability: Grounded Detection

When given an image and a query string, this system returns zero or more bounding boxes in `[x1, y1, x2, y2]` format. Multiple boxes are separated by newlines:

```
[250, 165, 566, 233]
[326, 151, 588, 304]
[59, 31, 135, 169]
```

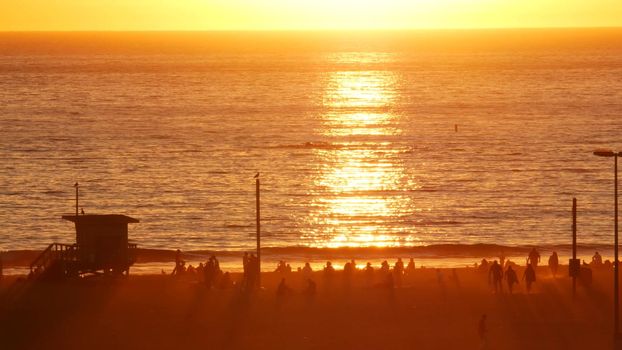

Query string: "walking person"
[505, 265, 518, 294]
[405, 258, 415, 278]
[242, 252, 249, 289]
[523, 263, 536, 293]
[527, 248, 541, 268]
[548, 251, 559, 277]
[488, 260, 503, 294]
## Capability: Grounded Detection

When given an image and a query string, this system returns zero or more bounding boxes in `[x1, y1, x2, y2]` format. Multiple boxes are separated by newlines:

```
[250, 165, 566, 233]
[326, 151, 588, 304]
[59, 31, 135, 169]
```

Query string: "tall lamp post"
[594, 149, 620, 348]
[255, 172, 261, 288]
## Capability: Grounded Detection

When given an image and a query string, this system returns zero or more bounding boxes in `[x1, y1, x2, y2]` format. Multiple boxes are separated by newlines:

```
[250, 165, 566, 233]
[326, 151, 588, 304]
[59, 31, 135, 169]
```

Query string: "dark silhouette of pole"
[74, 182, 79, 218]
[593, 150, 620, 348]
[615, 153, 619, 347]
[255, 173, 261, 287]
[572, 197, 577, 299]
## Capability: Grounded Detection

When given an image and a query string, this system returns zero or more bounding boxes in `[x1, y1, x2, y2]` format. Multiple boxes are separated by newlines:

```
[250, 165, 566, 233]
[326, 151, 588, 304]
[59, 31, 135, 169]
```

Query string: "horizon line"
[1, 26, 622, 33]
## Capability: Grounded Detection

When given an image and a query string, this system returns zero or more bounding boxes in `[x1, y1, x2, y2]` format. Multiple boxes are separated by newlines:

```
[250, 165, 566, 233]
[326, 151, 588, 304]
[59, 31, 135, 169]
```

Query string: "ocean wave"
[270, 142, 344, 150]
[2, 243, 614, 267]
[224, 224, 254, 228]
[268, 142, 393, 150]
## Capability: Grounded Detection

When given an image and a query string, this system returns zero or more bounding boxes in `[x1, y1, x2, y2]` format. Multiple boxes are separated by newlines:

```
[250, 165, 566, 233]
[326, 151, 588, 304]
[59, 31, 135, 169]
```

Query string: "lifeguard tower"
[30, 214, 139, 279]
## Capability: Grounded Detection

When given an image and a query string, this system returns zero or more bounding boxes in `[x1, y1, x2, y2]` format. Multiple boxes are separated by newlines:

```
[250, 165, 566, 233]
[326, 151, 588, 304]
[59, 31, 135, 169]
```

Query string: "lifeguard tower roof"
[61, 214, 139, 224]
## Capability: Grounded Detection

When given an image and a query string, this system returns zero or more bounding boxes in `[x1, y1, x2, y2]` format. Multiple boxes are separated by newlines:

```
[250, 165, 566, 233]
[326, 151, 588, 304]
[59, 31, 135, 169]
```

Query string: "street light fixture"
[594, 149, 621, 348]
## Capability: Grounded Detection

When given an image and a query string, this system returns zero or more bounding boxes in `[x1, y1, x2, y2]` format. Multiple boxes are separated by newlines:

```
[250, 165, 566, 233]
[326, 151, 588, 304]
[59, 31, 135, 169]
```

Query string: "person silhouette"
[548, 251, 559, 277]
[173, 249, 182, 275]
[303, 278, 317, 304]
[527, 248, 541, 268]
[343, 261, 354, 287]
[405, 258, 415, 277]
[393, 258, 404, 288]
[478, 259, 489, 273]
[505, 265, 518, 294]
[302, 262, 313, 280]
[605, 259, 613, 269]
[350, 259, 357, 271]
[275, 260, 286, 273]
[204, 258, 215, 288]
[380, 260, 390, 278]
[523, 263, 536, 293]
[242, 252, 249, 288]
[323, 261, 335, 290]
[364, 262, 374, 287]
[245, 254, 259, 290]
[488, 260, 503, 294]
[592, 252, 603, 267]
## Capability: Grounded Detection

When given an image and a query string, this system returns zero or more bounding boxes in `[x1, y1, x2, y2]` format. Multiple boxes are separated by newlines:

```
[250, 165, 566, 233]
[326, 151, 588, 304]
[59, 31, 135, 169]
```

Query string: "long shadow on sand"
[0, 277, 118, 349]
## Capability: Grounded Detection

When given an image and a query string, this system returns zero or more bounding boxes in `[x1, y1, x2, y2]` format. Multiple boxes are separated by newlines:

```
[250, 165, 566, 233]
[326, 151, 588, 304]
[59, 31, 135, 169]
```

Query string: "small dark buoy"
[455, 124, 458, 132]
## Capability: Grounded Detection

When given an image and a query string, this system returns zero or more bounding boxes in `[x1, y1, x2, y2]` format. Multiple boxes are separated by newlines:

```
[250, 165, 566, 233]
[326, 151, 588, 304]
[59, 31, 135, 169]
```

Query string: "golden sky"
[1, 0, 621, 30]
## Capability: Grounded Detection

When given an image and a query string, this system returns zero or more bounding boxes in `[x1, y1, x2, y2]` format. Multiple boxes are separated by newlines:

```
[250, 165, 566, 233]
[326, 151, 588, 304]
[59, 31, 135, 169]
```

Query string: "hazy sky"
[1, 0, 621, 30]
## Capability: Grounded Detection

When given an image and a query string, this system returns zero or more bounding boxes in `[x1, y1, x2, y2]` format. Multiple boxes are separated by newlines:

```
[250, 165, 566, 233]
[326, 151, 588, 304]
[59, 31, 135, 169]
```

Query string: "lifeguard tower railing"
[30, 242, 138, 276]
[29, 242, 77, 274]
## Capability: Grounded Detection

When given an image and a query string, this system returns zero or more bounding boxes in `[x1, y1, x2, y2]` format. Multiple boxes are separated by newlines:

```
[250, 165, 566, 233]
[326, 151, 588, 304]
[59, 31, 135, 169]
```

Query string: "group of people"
[172, 250, 232, 289]
[482, 247, 610, 294]
[487, 260, 533, 294]
[315, 258, 417, 289]
[274, 260, 292, 274]
[271, 258, 417, 303]
[483, 248, 545, 293]
[169, 247, 612, 298]
[273, 258, 417, 290]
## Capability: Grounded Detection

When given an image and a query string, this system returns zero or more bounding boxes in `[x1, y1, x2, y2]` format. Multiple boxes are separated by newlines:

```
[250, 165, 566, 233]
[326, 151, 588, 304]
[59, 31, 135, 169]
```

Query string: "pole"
[75, 182, 79, 218]
[573, 197, 577, 299]
[615, 154, 619, 347]
[256, 176, 261, 288]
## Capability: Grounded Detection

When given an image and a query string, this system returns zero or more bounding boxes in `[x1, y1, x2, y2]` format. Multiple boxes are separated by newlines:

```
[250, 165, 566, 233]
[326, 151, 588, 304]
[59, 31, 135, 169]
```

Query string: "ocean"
[1, 29, 622, 268]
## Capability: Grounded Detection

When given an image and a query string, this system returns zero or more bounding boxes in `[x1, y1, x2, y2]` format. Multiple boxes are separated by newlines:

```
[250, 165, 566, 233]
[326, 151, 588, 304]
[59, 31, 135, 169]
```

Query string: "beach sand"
[0, 266, 614, 350]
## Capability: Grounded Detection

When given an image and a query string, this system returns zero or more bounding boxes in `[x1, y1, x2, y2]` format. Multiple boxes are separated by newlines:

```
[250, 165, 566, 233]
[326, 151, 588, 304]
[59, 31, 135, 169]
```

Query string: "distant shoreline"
[1, 243, 614, 272]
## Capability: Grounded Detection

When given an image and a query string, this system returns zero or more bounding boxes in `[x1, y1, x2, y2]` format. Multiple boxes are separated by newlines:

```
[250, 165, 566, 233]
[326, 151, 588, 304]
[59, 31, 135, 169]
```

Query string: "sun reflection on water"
[323, 71, 396, 108]
[302, 63, 416, 248]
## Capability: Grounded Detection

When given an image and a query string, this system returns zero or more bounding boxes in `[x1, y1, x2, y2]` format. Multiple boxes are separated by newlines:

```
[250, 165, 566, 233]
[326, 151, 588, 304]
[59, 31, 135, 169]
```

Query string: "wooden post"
[614, 153, 619, 344]
[572, 197, 577, 299]
[256, 174, 261, 288]
[74, 182, 79, 218]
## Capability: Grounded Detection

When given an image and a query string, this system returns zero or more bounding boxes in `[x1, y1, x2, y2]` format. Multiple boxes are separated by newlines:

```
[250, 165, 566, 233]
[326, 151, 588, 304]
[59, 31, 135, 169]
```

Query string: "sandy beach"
[0, 264, 614, 350]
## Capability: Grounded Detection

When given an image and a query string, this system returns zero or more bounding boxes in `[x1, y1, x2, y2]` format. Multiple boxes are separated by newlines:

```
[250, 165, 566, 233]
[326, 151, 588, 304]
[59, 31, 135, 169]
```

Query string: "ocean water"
[1, 30, 622, 263]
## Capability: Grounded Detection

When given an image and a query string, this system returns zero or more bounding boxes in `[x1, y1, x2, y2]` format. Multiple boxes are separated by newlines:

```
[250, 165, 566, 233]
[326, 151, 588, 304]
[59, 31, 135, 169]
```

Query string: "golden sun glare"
[301, 64, 416, 248]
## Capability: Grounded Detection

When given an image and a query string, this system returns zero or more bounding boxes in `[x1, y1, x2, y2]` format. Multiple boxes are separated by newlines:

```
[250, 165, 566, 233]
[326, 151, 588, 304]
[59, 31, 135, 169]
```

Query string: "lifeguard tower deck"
[30, 214, 139, 279]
